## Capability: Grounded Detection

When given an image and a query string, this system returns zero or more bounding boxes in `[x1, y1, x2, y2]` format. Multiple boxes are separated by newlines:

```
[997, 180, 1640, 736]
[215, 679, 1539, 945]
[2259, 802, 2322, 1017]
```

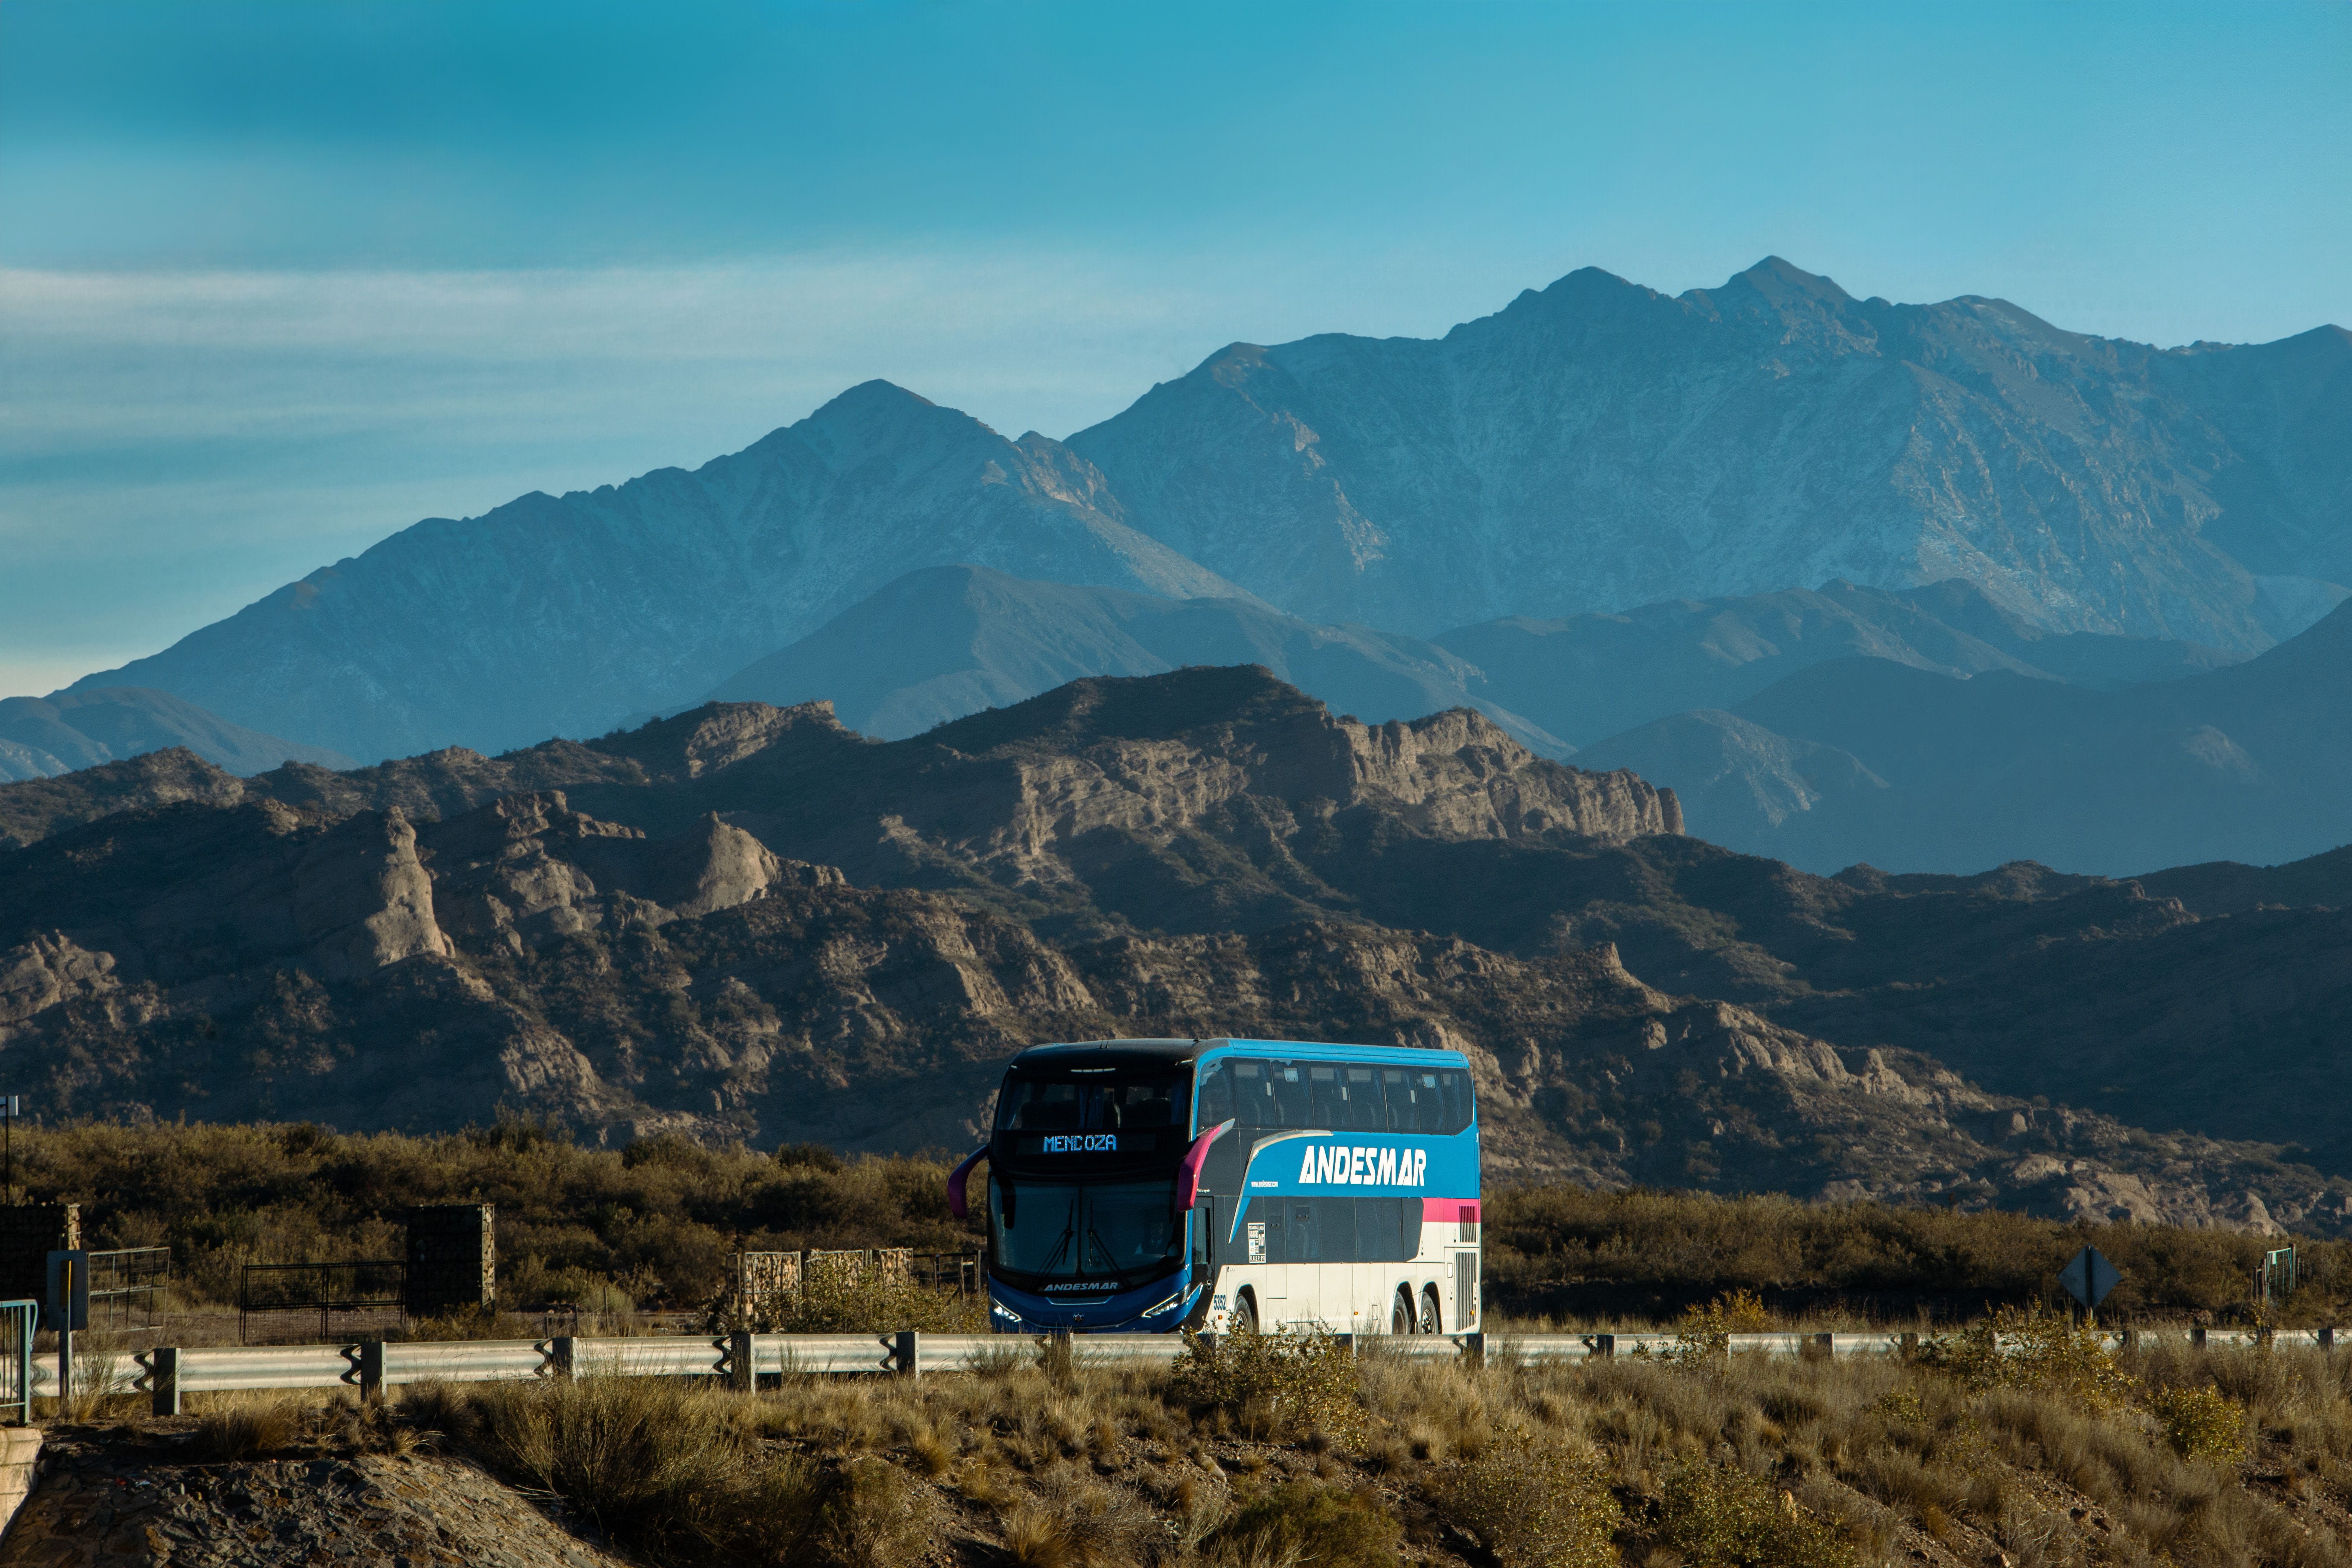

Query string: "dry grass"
[76, 1326, 2352, 1568]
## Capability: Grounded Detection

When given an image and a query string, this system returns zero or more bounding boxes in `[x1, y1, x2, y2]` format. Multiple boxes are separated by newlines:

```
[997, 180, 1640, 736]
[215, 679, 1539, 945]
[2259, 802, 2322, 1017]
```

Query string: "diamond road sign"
[2057, 1245, 2121, 1311]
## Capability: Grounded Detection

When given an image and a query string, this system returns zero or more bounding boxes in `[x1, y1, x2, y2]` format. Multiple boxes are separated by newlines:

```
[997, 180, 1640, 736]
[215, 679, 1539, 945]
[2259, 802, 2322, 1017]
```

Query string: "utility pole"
[3, 1095, 16, 1205]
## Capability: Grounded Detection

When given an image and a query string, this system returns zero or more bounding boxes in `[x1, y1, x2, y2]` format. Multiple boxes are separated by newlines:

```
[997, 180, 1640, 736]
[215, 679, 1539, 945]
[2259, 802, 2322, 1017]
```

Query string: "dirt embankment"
[0, 1428, 626, 1568]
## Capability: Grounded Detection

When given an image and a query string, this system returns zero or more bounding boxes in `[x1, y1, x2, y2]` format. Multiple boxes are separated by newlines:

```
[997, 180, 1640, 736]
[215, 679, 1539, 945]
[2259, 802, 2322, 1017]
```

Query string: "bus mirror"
[1174, 1120, 1234, 1210]
[946, 1144, 989, 1220]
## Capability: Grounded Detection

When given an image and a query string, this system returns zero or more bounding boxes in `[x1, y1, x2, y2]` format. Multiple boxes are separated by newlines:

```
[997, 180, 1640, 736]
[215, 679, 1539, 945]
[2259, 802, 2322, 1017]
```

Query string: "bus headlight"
[1138, 1289, 1186, 1319]
[991, 1300, 1024, 1325]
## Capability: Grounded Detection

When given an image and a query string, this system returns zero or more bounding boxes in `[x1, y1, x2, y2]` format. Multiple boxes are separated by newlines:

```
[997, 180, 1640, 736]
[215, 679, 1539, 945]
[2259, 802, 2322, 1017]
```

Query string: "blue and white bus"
[949, 1037, 1481, 1336]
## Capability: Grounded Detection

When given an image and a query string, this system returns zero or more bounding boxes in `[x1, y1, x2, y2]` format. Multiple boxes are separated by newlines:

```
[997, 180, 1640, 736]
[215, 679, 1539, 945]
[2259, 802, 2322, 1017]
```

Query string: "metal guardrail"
[26, 1323, 2341, 1417]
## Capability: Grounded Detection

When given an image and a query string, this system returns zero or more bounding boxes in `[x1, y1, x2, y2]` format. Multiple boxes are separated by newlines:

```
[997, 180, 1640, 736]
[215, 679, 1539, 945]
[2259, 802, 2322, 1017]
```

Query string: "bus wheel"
[1392, 1287, 1415, 1335]
[1232, 1289, 1260, 1335]
[1419, 1285, 1442, 1336]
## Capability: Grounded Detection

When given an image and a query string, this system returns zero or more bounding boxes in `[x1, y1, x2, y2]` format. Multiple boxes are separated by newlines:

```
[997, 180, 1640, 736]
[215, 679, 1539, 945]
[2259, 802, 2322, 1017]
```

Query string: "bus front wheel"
[1419, 1285, 1442, 1336]
[1232, 1289, 1260, 1335]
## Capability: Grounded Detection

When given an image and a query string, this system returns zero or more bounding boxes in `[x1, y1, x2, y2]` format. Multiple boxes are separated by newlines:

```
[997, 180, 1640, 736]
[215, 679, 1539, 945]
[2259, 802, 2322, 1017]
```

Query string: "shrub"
[1918, 1305, 2135, 1412]
[189, 1401, 301, 1461]
[1670, 1289, 1773, 1363]
[1212, 1479, 1401, 1568]
[813, 1456, 934, 1568]
[1172, 1328, 1365, 1444]
[1657, 1459, 1855, 1568]
[998, 1470, 1161, 1568]
[461, 1373, 828, 1564]
[748, 1262, 981, 1334]
[2151, 1383, 2248, 1466]
[1432, 1425, 1622, 1568]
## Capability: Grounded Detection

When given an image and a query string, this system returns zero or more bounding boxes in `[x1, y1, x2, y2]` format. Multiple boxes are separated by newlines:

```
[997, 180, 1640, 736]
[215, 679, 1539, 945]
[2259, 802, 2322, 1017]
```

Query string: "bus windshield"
[996, 1075, 1185, 1132]
[988, 1174, 1182, 1287]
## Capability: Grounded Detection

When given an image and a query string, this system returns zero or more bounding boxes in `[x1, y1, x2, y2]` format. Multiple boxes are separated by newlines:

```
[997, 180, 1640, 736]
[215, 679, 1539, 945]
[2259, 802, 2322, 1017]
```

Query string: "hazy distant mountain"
[69, 383, 1254, 761]
[707, 564, 1565, 751]
[1069, 258, 2352, 650]
[60, 259, 2352, 774]
[1580, 600, 2352, 875]
[0, 688, 351, 784]
[1434, 577, 2240, 748]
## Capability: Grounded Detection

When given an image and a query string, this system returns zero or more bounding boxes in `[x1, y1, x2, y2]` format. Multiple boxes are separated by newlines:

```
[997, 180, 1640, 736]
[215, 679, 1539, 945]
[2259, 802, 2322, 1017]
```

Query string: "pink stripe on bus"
[1422, 1198, 1480, 1223]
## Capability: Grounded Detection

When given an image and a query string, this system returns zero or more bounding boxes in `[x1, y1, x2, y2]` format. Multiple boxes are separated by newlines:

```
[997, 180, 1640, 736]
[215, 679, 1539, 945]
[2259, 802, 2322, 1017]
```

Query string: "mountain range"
[0, 688, 352, 784]
[53, 258, 2351, 790]
[6, 666, 2352, 1234]
[1582, 597, 2352, 874]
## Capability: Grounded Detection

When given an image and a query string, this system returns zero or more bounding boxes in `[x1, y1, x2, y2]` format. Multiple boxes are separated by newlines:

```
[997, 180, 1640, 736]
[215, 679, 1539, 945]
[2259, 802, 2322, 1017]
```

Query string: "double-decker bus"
[948, 1037, 1481, 1336]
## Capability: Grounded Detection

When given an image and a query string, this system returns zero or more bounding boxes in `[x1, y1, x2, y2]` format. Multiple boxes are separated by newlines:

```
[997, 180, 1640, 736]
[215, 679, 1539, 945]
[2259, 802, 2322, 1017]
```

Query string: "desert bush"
[2151, 1383, 2248, 1466]
[463, 1373, 829, 1564]
[189, 1399, 303, 1461]
[748, 1262, 981, 1334]
[996, 1468, 1163, 1567]
[1210, 1479, 1401, 1568]
[1918, 1305, 2135, 1411]
[1172, 1327, 1364, 1443]
[1670, 1289, 1773, 1363]
[1431, 1424, 1622, 1568]
[812, 1456, 934, 1568]
[1656, 1458, 1856, 1568]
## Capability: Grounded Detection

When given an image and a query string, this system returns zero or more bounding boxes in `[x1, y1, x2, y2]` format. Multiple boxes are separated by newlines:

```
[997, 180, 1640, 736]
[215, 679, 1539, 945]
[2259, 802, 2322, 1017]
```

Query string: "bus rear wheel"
[1420, 1285, 1442, 1336]
[1392, 1287, 1416, 1335]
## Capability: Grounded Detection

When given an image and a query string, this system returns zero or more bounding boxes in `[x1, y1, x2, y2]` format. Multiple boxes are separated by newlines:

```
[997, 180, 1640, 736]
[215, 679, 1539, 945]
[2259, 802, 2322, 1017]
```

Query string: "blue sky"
[3, 0, 2348, 696]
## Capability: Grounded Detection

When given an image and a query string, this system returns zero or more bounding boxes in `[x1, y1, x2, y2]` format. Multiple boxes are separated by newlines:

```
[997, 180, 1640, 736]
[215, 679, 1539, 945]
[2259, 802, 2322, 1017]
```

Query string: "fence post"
[358, 1341, 385, 1400]
[547, 1336, 576, 1380]
[894, 1330, 921, 1381]
[729, 1331, 755, 1392]
[1462, 1332, 1485, 1369]
[1807, 1332, 1833, 1359]
[149, 1347, 180, 1418]
[1585, 1333, 1615, 1358]
[2192, 1327, 2208, 1350]
[1900, 1332, 1919, 1358]
[2323, 1327, 2336, 1352]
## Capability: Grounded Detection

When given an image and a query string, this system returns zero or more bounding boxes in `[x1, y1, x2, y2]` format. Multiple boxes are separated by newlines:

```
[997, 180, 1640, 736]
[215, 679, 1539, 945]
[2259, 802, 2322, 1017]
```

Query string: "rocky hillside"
[1071, 257, 2352, 649]
[2, 667, 2345, 1233]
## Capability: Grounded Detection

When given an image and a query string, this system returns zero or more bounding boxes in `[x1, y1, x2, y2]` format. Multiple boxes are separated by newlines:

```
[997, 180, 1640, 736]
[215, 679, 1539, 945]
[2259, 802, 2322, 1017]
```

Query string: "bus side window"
[1229, 1060, 1272, 1129]
[1411, 1072, 1448, 1134]
[1307, 1065, 1347, 1127]
[1343, 1066, 1383, 1130]
[1438, 1070, 1474, 1134]
[1382, 1069, 1412, 1132]
[1270, 1063, 1312, 1128]
[1195, 1063, 1234, 1129]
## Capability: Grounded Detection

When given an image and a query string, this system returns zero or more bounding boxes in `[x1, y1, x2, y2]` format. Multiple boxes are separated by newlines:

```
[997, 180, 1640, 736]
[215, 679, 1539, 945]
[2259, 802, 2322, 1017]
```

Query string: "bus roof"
[1004, 1037, 1472, 1072]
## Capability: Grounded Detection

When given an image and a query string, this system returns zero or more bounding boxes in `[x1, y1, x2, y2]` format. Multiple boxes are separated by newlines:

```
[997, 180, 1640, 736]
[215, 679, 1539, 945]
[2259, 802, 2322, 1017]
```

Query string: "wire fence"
[87, 1247, 171, 1335]
[238, 1260, 407, 1345]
